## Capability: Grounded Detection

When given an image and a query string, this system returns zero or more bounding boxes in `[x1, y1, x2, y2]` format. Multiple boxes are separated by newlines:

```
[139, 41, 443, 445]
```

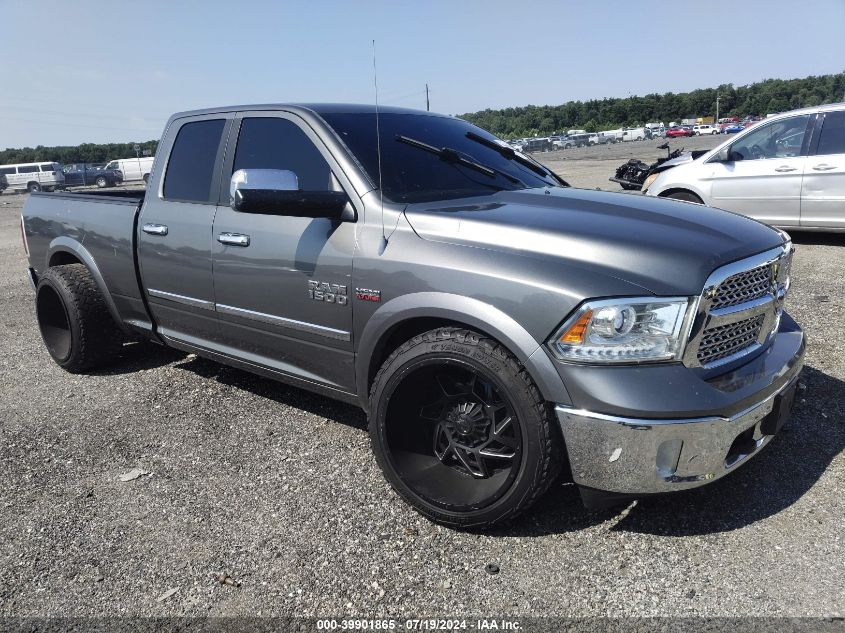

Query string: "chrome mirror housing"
[230, 168, 299, 208]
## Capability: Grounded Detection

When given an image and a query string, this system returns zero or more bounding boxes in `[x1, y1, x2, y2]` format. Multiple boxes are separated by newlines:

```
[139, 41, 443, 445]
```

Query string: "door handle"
[217, 232, 250, 247]
[812, 164, 836, 171]
[773, 166, 797, 172]
[142, 223, 168, 236]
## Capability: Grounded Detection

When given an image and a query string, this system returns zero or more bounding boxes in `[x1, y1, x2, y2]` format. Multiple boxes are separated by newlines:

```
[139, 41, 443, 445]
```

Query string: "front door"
[138, 115, 230, 346]
[801, 109, 845, 230]
[211, 113, 357, 392]
[708, 114, 813, 227]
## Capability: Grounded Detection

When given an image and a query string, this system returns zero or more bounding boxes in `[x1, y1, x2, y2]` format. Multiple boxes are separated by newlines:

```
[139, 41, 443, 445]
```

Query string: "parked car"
[522, 138, 553, 152]
[621, 127, 646, 142]
[61, 163, 123, 188]
[693, 124, 718, 135]
[0, 173, 7, 193]
[22, 103, 804, 528]
[0, 162, 65, 192]
[666, 126, 694, 138]
[102, 157, 155, 183]
[645, 103, 845, 230]
[721, 122, 745, 134]
[558, 133, 591, 149]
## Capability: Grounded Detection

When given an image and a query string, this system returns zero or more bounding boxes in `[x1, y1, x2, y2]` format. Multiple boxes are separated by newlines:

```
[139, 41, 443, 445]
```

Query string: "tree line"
[2, 73, 842, 162]
[0, 140, 158, 166]
[460, 73, 845, 139]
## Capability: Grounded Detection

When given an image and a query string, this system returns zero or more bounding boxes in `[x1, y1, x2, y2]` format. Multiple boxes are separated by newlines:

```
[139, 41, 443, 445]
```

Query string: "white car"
[644, 103, 845, 231]
[692, 124, 718, 135]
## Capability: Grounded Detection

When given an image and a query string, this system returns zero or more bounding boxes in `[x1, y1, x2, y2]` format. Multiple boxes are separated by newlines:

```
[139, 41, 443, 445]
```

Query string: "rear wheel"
[36, 264, 123, 372]
[95, 176, 107, 188]
[143, 173, 150, 184]
[369, 327, 563, 528]
[664, 190, 703, 204]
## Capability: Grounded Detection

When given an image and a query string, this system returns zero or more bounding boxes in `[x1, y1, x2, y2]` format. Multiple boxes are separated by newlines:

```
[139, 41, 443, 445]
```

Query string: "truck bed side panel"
[23, 191, 151, 333]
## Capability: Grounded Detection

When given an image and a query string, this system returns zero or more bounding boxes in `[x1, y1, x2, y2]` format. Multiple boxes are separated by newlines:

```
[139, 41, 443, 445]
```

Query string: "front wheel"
[369, 328, 563, 528]
[95, 176, 107, 188]
[28, 182, 41, 193]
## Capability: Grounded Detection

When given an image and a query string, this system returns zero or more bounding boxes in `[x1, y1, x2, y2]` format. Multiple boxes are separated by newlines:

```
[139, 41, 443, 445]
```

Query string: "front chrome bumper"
[556, 368, 802, 496]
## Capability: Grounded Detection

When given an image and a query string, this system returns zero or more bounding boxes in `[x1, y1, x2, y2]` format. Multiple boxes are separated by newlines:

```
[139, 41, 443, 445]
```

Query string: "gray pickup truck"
[21, 104, 805, 528]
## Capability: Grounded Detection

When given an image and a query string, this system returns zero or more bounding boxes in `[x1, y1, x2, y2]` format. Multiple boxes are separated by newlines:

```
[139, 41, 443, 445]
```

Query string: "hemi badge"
[355, 288, 381, 302]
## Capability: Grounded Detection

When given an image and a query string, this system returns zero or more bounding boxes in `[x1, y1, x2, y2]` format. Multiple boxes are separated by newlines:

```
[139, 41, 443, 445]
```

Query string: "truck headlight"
[547, 297, 695, 363]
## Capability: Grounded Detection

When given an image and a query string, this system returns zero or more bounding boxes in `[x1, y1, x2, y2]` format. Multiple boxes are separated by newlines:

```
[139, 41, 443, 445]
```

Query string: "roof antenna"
[373, 39, 388, 255]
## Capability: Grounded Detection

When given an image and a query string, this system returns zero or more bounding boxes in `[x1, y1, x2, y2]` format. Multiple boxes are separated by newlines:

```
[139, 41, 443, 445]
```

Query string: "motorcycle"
[609, 142, 684, 191]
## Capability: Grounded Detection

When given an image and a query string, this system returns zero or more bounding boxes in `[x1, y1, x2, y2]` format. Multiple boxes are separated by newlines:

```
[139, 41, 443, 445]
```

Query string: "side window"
[0, 167, 15, 175]
[730, 115, 811, 161]
[232, 117, 333, 191]
[816, 111, 845, 156]
[40, 164, 55, 172]
[19, 166, 39, 173]
[163, 118, 226, 203]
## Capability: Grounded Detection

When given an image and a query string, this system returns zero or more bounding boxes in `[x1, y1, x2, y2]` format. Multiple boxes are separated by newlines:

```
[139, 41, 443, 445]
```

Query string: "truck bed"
[23, 189, 151, 334]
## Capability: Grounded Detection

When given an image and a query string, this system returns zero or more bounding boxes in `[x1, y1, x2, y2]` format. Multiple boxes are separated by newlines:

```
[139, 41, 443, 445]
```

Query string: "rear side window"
[163, 118, 226, 203]
[816, 111, 845, 156]
[233, 117, 332, 190]
[40, 164, 55, 172]
[19, 166, 38, 173]
[0, 167, 15, 175]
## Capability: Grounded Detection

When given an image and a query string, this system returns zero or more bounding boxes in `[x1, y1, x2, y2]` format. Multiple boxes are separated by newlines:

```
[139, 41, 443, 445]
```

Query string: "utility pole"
[426, 83, 430, 111]
[716, 95, 720, 123]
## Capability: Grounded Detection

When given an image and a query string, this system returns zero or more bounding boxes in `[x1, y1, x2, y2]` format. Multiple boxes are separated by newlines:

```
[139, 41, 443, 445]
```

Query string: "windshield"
[319, 112, 559, 203]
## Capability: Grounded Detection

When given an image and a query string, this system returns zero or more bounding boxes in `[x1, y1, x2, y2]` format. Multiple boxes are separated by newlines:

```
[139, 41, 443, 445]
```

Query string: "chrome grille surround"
[683, 243, 793, 370]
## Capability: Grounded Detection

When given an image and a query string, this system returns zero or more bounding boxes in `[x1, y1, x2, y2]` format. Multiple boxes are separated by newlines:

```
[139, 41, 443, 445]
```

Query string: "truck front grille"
[684, 244, 792, 370]
[711, 264, 774, 310]
[697, 314, 765, 365]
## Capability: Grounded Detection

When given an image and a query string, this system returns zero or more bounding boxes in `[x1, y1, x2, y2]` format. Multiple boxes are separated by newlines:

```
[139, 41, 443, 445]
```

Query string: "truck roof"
[167, 103, 447, 125]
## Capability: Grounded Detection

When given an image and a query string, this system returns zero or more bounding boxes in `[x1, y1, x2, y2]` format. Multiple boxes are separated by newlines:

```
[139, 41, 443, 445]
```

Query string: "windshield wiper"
[464, 131, 552, 178]
[395, 135, 519, 184]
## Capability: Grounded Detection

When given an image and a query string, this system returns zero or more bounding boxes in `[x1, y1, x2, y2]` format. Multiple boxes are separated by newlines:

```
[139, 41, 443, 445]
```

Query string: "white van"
[0, 162, 65, 192]
[103, 157, 155, 183]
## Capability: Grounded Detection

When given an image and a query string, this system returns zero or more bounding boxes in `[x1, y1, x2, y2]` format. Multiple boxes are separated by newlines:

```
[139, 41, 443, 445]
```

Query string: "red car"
[665, 126, 694, 138]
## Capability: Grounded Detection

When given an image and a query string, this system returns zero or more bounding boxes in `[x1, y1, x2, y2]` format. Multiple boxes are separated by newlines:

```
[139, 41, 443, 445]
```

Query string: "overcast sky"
[2, 0, 844, 149]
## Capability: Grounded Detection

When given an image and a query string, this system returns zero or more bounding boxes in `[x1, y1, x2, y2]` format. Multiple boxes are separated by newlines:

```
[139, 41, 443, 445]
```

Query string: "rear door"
[708, 113, 813, 227]
[800, 109, 845, 229]
[138, 114, 232, 345]
[210, 111, 357, 392]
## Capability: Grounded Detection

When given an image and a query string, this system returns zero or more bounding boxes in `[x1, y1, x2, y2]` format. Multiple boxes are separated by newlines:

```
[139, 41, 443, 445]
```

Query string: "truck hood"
[403, 187, 785, 296]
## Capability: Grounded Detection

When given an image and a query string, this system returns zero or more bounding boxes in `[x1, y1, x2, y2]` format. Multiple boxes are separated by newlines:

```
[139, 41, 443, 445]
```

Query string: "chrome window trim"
[215, 303, 351, 341]
[148, 288, 215, 311]
[683, 242, 792, 369]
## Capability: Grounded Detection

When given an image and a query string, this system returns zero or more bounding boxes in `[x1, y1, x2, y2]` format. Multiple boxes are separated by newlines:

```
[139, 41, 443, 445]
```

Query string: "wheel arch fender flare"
[356, 292, 571, 408]
[44, 236, 129, 335]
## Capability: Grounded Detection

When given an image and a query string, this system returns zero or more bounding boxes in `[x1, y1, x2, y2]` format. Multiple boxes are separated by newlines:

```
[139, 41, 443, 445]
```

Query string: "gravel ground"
[0, 158, 843, 624]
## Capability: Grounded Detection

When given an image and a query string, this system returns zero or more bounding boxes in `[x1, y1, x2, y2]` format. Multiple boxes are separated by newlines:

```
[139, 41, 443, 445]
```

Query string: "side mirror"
[714, 146, 732, 162]
[230, 168, 352, 220]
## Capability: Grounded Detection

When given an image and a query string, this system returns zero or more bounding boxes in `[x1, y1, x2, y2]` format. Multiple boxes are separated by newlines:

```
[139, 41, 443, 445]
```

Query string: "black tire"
[664, 190, 703, 204]
[143, 173, 150, 184]
[28, 182, 41, 193]
[369, 327, 563, 528]
[35, 264, 123, 372]
[95, 176, 107, 188]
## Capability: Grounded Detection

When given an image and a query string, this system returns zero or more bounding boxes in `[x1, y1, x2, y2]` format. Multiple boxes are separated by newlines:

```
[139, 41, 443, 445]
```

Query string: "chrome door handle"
[142, 223, 168, 236]
[812, 164, 836, 171]
[774, 166, 797, 172]
[217, 232, 250, 247]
